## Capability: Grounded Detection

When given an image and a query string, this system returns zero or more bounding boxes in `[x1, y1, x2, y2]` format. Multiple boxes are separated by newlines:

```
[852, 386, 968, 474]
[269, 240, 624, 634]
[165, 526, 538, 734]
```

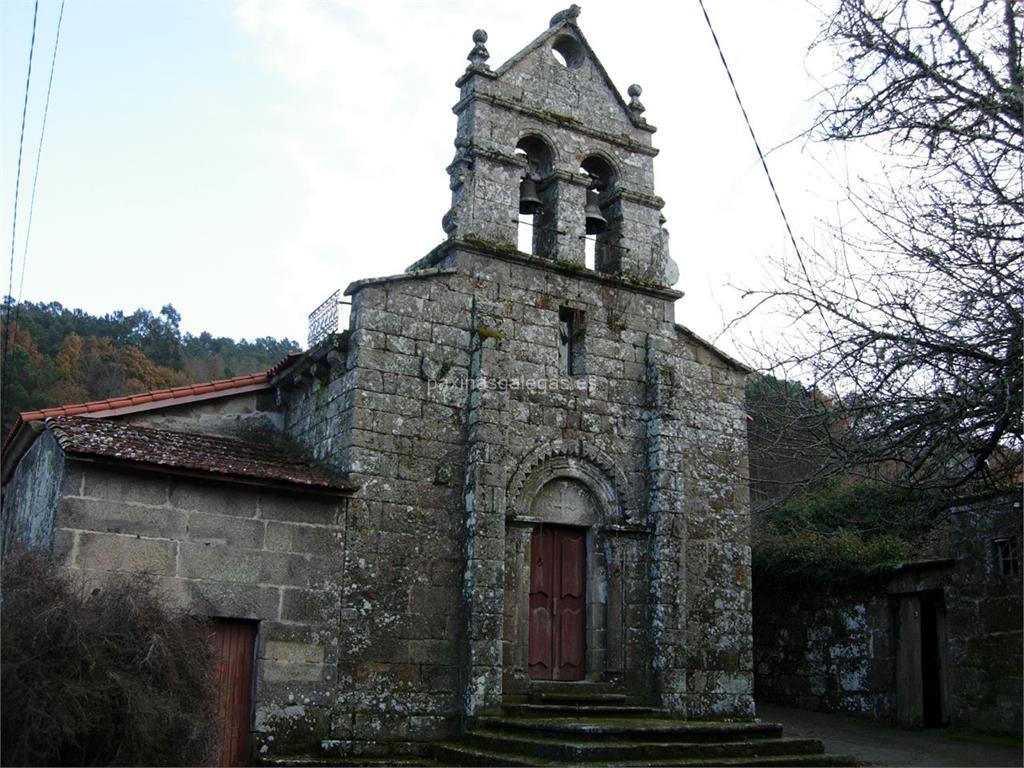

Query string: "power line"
[697, 0, 840, 353]
[696, 0, 806, 271]
[16, 0, 66, 313]
[3, 0, 40, 369]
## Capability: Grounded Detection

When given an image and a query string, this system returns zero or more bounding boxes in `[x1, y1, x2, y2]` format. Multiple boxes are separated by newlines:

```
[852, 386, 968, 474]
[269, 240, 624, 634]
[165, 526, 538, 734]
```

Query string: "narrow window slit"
[559, 307, 586, 376]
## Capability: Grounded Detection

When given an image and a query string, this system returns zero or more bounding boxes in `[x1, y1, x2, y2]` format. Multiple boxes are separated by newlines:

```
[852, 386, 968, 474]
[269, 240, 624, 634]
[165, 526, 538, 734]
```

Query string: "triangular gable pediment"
[490, 13, 650, 135]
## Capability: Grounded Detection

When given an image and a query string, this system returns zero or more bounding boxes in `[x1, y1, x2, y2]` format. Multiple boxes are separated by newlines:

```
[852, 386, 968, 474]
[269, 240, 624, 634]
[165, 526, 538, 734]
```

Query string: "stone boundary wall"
[753, 585, 895, 719]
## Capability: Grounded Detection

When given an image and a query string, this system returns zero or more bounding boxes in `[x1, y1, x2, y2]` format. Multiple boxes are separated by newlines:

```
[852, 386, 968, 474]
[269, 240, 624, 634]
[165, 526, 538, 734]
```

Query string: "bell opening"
[519, 177, 544, 216]
[585, 189, 608, 235]
[584, 236, 597, 270]
[580, 156, 613, 238]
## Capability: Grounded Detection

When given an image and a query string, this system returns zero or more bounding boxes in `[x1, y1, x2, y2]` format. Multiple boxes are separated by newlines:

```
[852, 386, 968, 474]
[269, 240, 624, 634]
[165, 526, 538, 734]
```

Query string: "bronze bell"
[585, 189, 607, 235]
[519, 177, 544, 215]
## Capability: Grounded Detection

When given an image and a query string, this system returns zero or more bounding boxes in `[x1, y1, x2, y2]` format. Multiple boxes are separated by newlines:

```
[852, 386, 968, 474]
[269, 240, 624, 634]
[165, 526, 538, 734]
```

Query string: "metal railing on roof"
[307, 289, 350, 348]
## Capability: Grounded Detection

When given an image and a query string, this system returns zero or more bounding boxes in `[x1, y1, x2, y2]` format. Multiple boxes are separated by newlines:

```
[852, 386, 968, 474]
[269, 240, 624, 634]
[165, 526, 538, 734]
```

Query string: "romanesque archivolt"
[507, 438, 635, 526]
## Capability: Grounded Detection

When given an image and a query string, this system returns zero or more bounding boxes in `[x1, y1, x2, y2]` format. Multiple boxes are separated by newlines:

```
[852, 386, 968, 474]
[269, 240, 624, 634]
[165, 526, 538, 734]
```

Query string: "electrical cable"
[16, 0, 65, 316]
[696, 0, 807, 273]
[3, 0, 40, 380]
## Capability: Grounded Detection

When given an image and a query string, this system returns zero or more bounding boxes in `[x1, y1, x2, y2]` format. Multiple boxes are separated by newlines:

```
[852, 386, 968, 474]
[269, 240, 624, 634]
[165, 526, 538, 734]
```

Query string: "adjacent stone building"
[2, 8, 755, 761]
[754, 493, 1023, 737]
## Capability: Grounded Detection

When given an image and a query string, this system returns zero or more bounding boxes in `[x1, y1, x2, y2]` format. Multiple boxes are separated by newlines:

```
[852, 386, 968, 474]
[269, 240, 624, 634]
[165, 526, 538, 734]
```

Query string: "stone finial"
[627, 84, 646, 115]
[467, 29, 490, 67]
[549, 5, 582, 27]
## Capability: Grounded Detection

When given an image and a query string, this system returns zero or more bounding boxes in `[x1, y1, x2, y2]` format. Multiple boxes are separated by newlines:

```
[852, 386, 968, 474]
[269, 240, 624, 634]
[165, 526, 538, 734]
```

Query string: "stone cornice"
[607, 188, 666, 210]
[411, 238, 683, 300]
[455, 65, 499, 88]
[452, 91, 659, 155]
[452, 142, 527, 171]
[344, 267, 458, 297]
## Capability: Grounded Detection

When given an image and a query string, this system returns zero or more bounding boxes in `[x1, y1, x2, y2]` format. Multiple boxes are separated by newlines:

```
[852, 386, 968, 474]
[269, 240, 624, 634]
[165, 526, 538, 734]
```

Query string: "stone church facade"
[2, 8, 754, 760]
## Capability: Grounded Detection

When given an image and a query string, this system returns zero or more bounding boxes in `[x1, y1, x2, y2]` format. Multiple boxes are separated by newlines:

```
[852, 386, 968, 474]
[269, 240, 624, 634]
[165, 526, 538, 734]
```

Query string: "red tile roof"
[47, 416, 353, 493]
[16, 352, 304, 423]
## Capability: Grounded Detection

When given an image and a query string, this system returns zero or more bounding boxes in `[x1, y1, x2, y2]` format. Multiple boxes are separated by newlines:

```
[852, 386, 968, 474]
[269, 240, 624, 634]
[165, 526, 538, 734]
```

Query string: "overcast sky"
[1, 0, 846, 358]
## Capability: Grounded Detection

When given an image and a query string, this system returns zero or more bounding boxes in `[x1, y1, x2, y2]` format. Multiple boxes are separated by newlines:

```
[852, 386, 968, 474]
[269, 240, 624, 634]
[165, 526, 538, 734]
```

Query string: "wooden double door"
[528, 525, 586, 680]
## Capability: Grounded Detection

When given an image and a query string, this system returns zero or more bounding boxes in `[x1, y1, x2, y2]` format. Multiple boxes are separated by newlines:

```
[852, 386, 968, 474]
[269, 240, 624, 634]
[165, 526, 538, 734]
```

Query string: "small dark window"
[559, 307, 585, 376]
[993, 537, 1019, 575]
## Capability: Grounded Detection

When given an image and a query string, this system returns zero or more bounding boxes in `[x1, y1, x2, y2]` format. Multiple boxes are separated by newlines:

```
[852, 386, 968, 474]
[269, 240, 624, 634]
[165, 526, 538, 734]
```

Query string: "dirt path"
[758, 703, 1023, 767]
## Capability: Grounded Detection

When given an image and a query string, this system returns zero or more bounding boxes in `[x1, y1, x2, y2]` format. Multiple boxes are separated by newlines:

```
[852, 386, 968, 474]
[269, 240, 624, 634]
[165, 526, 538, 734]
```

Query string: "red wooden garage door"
[212, 619, 257, 767]
[528, 525, 586, 680]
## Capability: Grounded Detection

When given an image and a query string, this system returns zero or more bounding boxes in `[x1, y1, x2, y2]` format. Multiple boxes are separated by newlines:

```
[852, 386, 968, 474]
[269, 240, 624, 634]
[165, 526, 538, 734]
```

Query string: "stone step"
[585, 755, 859, 767]
[433, 742, 857, 768]
[504, 703, 663, 717]
[466, 728, 828, 763]
[431, 742, 558, 767]
[528, 691, 629, 705]
[475, 716, 785, 742]
[526, 681, 616, 696]
[258, 756, 441, 767]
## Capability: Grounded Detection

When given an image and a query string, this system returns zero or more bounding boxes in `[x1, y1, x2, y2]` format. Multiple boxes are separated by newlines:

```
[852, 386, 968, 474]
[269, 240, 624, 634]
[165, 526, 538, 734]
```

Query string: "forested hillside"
[0, 301, 300, 434]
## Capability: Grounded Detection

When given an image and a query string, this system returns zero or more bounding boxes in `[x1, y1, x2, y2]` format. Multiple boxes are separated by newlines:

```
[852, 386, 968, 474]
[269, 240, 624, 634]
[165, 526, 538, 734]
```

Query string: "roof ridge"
[16, 350, 305, 424]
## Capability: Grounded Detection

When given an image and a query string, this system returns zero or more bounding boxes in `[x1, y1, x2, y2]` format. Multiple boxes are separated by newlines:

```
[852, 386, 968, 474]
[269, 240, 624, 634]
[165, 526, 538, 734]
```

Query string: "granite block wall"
[20, 462, 349, 757]
[754, 587, 895, 719]
[945, 495, 1023, 735]
[282, 238, 754, 733]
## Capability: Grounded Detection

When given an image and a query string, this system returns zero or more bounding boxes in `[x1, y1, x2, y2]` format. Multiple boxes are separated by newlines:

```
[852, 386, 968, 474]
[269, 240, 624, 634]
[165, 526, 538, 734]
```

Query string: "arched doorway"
[504, 473, 616, 690]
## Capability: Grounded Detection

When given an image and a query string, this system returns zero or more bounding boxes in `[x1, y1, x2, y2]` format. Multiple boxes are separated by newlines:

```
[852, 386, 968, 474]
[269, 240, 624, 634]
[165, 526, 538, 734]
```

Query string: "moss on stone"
[477, 326, 507, 341]
[605, 307, 627, 332]
[257, 707, 331, 754]
[621, 270, 665, 290]
[463, 234, 519, 256]
[547, 111, 580, 125]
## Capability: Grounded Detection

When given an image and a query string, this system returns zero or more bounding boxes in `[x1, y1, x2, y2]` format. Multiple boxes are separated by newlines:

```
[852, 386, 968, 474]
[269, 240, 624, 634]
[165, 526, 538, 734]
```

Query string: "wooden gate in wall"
[212, 619, 258, 766]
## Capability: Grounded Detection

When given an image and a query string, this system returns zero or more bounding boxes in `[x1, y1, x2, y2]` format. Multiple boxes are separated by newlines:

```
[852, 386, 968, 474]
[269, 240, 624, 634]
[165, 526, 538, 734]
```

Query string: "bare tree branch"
[743, 0, 1022, 499]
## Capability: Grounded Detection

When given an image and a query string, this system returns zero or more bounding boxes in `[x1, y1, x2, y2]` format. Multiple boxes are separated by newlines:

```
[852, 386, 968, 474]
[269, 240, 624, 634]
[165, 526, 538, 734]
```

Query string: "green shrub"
[767, 480, 940, 540]
[753, 529, 912, 584]
[752, 477, 950, 584]
[1, 552, 217, 766]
